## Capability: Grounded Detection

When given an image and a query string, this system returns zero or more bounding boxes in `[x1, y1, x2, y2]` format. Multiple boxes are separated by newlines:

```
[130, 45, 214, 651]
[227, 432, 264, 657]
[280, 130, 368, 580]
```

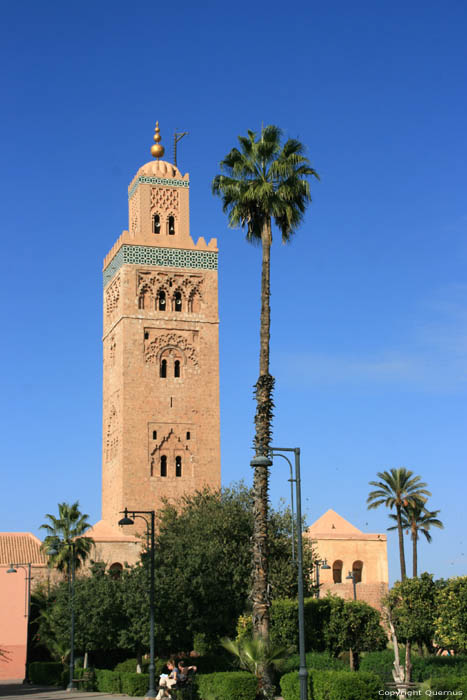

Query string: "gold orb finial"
[151, 121, 165, 159]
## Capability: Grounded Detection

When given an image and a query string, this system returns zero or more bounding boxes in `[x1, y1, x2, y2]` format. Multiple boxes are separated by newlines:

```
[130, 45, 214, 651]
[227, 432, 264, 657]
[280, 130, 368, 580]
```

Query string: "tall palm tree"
[367, 468, 431, 580]
[388, 503, 443, 577]
[212, 126, 318, 646]
[40, 501, 94, 577]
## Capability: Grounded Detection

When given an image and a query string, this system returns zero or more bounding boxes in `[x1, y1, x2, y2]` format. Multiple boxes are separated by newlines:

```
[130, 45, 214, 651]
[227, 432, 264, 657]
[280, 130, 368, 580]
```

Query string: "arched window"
[174, 359, 180, 378]
[174, 292, 182, 312]
[352, 560, 363, 584]
[333, 560, 343, 583]
[158, 291, 166, 311]
[168, 216, 175, 235]
[175, 455, 182, 477]
[160, 455, 167, 477]
[138, 295, 145, 310]
[109, 562, 123, 579]
[160, 359, 167, 378]
[189, 292, 201, 313]
[152, 214, 161, 234]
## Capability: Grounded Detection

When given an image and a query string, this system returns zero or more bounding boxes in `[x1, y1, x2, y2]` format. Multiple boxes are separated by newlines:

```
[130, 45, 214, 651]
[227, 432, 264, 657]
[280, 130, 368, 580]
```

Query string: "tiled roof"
[0, 533, 48, 566]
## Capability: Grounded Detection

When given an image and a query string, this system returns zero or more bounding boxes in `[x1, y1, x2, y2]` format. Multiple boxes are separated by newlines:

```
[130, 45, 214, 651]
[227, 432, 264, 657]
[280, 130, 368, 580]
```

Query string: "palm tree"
[40, 501, 94, 577]
[212, 126, 318, 644]
[367, 468, 431, 580]
[388, 503, 443, 577]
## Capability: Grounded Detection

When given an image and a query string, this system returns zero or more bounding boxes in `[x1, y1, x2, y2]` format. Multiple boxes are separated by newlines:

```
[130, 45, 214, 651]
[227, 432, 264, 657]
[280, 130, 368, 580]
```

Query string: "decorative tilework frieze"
[128, 176, 190, 200]
[103, 244, 217, 287]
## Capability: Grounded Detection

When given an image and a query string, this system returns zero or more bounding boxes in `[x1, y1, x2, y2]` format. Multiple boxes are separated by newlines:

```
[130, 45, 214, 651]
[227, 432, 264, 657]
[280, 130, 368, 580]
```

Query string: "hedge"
[430, 675, 467, 695]
[28, 661, 64, 686]
[280, 669, 381, 700]
[95, 669, 122, 693]
[360, 650, 467, 683]
[114, 657, 168, 676]
[197, 671, 257, 700]
[280, 651, 346, 676]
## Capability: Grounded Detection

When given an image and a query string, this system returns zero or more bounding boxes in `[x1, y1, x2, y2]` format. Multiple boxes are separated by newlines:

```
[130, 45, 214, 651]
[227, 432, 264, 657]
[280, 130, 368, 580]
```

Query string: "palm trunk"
[396, 504, 407, 580]
[412, 523, 417, 578]
[252, 219, 274, 694]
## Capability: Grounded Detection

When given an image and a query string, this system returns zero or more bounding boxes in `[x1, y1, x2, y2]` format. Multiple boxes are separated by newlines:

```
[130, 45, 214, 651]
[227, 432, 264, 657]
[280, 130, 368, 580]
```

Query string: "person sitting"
[177, 660, 197, 684]
[155, 661, 180, 699]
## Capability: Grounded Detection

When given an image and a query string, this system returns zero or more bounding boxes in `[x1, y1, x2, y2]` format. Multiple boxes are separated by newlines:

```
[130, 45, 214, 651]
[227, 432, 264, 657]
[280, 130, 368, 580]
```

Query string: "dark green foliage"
[94, 669, 122, 693]
[28, 661, 63, 686]
[430, 676, 467, 695]
[270, 597, 331, 651]
[434, 576, 467, 653]
[311, 669, 381, 699]
[279, 671, 302, 700]
[197, 671, 257, 700]
[280, 651, 346, 676]
[384, 573, 439, 648]
[119, 672, 150, 696]
[359, 650, 467, 683]
[70, 667, 96, 691]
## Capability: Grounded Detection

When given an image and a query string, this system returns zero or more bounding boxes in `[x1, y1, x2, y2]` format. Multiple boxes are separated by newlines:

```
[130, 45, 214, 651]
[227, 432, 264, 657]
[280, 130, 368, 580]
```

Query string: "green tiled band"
[128, 176, 190, 199]
[103, 244, 217, 286]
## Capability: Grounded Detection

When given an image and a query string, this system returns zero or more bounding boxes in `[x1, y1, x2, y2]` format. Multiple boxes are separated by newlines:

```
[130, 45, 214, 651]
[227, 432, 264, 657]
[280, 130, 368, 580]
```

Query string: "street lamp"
[7, 563, 32, 684]
[118, 508, 156, 699]
[314, 559, 330, 599]
[268, 447, 308, 700]
[346, 570, 357, 600]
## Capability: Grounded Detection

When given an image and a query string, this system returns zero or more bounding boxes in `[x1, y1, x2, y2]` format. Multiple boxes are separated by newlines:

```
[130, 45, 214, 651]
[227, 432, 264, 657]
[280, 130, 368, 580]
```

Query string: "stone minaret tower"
[89, 124, 220, 563]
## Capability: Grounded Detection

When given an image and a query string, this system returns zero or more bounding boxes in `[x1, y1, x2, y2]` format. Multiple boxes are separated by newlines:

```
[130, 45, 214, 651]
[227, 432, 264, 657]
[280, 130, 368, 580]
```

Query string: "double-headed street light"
[7, 562, 32, 684]
[346, 570, 357, 600]
[314, 559, 330, 598]
[118, 509, 156, 699]
[255, 446, 308, 700]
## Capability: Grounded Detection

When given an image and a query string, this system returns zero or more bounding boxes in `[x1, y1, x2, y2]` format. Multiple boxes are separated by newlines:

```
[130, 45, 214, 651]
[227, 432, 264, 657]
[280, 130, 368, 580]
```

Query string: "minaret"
[89, 124, 221, 562]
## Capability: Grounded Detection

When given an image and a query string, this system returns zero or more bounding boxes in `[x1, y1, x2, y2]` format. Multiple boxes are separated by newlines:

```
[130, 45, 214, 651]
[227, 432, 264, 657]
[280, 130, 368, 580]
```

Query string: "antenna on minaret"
[173, 130, 188, 168]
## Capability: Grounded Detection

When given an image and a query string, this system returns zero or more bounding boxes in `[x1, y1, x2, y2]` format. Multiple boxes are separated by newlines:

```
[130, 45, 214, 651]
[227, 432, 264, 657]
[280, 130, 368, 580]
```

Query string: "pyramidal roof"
[307, 509, 362, 535]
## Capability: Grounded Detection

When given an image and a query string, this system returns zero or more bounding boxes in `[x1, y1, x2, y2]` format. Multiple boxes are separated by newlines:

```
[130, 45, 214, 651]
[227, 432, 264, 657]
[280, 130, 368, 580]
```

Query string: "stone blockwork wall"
[319, 581, 389, 612]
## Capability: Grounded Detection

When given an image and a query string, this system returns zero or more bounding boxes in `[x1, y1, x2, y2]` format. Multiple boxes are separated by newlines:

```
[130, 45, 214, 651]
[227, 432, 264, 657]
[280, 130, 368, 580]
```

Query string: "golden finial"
[150, 121, 165, 159]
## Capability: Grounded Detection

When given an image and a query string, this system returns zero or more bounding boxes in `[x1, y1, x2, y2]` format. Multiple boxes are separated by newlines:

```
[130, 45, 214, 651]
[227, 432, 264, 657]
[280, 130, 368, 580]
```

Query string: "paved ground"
[0, 680, 285, 700]
[0, 682, 141, 700]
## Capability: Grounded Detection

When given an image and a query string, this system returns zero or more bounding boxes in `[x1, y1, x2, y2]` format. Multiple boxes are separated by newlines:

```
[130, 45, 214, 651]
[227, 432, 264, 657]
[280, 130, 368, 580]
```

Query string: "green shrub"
[29, 661, 64, 686]
[95, 669, 122, 693]
[311, 669, 381, 700]
[197, 671, 256, 699]
[113, 657, 168, 675]
[280, 651, 346, 676]
[359, 649, 399, 682]
[430, 675, 467, 695]
[412, 654, 467, 681]
[119, 672, 150, 696]
[280, 671, 301, 700]
[271, 598, 331, 652]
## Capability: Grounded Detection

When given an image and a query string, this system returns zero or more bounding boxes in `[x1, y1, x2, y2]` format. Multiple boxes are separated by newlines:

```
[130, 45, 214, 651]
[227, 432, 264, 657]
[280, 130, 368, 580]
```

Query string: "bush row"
[430, 676, 467, 695]
[280, 669, 381, 700]
[360, 650, 467, 683]
[197, 671, 257, 700]
[28, 661, 63, 686]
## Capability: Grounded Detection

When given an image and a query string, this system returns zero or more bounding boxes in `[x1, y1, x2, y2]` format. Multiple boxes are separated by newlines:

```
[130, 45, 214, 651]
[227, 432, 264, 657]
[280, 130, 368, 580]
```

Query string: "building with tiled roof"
[0, 533, 49, 680]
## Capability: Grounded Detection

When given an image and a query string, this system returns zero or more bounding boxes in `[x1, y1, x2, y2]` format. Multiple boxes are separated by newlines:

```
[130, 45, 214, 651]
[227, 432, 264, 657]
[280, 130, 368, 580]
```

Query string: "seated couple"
[156, 660, 197, 699]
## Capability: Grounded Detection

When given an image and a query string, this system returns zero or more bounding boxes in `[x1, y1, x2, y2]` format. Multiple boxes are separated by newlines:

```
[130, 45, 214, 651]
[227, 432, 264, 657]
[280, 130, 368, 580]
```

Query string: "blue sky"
[1, 0, 465, 585]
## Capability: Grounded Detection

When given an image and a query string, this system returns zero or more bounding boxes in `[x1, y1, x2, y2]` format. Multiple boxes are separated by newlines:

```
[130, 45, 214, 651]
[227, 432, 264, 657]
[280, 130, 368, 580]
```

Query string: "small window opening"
[158, 291, 166, 311]
[109, 562, 123, 579]
[144, 331, 149, 340]
[160, 455, 167, 477]
[174, 292, 182, 312]
[174, 359, 180, 378]
[175, 455, 182, 477]
[160, 359, 167, 378]
[153, 214, 161, 234]
[352, 560, 363, 584]
[186, 431, 191, 440]
[152, 430, 157, 439]
[168, 216, 175, 235]
[138, 296, 144, 310]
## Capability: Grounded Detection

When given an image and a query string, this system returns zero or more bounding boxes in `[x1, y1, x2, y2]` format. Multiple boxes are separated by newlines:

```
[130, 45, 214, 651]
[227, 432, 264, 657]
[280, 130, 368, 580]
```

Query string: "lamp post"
[346, 570, 357, 600]
[119, 508, 156, 699]
[268, 446, 308, 700]
[7, 563, 32, 684]
[314, 559, 330, 599]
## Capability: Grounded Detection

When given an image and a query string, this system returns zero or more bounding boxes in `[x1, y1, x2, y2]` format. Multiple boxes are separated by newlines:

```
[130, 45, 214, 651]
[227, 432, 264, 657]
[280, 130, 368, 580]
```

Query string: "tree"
[434, 577, 467, 654]
[40, 501, 94, 576]
[388, 504, 443, 577]
[367, 468, 431, 580]
[212, 126, 319, 647]
[384, 573, 439, 657]
[324, 597, 386, 670]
